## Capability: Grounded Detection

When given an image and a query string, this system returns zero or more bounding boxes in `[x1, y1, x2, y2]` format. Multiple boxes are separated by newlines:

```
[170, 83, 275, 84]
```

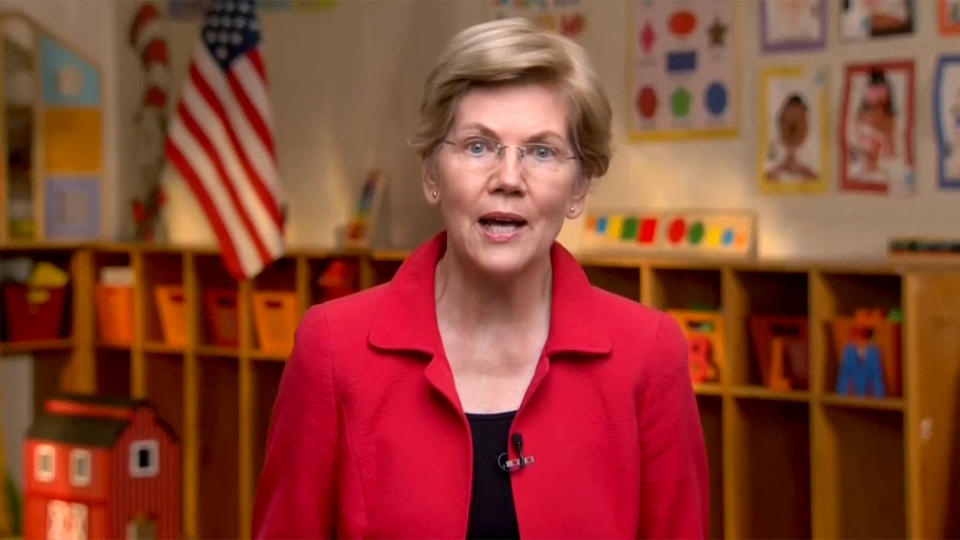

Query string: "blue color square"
[44, 177, 100, 239]
[40, 37, 101, 107]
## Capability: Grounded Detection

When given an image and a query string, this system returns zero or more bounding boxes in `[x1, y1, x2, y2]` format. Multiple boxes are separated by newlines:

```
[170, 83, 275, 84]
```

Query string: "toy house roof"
[28, 413, 129, 447]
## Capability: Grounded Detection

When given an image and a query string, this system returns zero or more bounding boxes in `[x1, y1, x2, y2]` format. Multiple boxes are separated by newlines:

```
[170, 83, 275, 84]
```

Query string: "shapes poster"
[490, 0, 587, 41]
[39, 36, 101, 107]
[631, 0, 737, 141]
[940, 0, 960, 34]
[935, 56, 960, 189]
[758, 66, 828, 194]
[760, 0, 825, 52]
[840, 61, 914, 195]
[841, 0, 913, 41]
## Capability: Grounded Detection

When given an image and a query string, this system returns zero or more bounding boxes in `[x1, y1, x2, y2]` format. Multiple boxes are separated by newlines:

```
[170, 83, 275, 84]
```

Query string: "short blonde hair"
[410, 18, 612, 180]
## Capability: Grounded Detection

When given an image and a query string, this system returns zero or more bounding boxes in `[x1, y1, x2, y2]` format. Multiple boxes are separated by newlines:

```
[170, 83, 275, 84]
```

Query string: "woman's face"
[422, 82, 588, 277]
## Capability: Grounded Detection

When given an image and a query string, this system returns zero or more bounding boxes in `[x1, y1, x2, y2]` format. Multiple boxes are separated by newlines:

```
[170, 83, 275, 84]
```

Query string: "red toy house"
[23, 395, 180, 539]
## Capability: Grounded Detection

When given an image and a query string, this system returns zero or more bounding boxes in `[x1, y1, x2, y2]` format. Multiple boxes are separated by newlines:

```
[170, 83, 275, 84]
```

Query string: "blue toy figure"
[836, 342, 885, 398]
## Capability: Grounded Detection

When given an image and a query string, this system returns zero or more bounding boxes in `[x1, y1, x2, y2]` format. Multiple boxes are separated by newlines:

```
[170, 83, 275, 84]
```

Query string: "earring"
[432, 191, 438, 199]
[569, 205, 576, 213]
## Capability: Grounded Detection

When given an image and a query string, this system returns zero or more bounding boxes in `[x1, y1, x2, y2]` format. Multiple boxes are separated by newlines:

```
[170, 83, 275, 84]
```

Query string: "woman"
[253, 18, 708, 539]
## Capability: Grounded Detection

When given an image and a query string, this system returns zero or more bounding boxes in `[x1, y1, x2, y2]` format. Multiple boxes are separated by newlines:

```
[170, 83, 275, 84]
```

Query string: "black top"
[465, 410, 520, 539]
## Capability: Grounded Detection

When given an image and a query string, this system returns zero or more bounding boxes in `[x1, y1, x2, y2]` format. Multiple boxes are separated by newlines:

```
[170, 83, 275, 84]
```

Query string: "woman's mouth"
[478, 213, 528, 241]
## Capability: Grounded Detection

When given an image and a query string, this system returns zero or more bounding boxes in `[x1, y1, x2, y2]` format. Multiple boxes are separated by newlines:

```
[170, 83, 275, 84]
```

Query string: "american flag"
[165, 0, 285, 279]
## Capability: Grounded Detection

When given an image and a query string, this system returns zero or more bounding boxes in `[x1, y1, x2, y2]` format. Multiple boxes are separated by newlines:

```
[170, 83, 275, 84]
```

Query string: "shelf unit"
[2, 242, 959, 538]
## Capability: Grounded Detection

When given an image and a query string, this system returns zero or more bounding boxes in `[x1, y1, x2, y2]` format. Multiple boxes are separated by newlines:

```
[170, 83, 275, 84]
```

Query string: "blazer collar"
[368, 232, 612, 359]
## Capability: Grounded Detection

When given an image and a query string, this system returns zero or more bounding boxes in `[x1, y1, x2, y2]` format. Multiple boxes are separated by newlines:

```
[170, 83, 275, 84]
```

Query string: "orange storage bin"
[95, 285, 133, 345]
[3, 284, 66, 341]
[204, 289, 238, 347]
[252, 291, 297, 354]
[154, 285, 187, 347]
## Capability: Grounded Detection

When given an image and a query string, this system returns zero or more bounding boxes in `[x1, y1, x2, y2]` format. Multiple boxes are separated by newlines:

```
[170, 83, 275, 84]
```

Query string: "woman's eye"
[530, 145, 558, 160]
[465, 140, 490, 155]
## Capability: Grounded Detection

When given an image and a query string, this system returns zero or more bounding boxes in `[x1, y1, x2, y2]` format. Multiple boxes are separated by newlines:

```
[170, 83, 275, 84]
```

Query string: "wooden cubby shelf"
[1, 242, 958, 539]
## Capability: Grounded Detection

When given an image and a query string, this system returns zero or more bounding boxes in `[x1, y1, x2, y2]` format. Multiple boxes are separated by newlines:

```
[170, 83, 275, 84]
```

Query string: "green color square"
[621, 217, 638, 240]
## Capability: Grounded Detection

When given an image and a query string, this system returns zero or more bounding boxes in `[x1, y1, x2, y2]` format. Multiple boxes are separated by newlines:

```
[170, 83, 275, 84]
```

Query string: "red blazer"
[252, 233, 709, 539]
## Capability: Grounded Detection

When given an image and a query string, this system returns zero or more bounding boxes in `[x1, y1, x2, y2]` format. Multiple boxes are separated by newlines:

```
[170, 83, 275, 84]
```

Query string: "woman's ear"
[421, 158, 441, 205]
[566, 175, 590, 218]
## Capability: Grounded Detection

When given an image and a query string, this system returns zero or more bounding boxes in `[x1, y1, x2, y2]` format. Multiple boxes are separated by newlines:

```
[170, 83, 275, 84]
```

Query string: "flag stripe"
[189, 61, 284, 228]
[180, 82, 284, 259]
[165, 139, 244, 278]
[193, 44, 284, 206]
[177, 100, 272, 266]
[169, 121, 263, 277]
[248, 49, 266, 81]
[227, 70, 275, 159]
[232, 55, 273, 133]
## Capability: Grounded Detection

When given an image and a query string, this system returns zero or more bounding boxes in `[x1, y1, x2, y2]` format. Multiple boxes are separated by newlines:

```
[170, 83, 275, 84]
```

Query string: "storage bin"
[154, 285, 187, 346]
[4, 284, 66, 341]
[204, 289, 238, 347]
[95, 285, 133, 345]
[252, 291, 297, 354]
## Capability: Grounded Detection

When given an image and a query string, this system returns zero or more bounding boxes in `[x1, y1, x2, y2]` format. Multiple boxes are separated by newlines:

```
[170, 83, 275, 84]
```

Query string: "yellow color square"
[606, 215, 623, 240]
[44, 108, 102, 173]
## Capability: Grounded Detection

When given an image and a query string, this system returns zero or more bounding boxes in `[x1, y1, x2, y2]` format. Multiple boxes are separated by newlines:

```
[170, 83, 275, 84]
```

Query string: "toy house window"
[129, 440, 159, 478]
[70, 449, 92, 487]
[35, 444, 55, 482]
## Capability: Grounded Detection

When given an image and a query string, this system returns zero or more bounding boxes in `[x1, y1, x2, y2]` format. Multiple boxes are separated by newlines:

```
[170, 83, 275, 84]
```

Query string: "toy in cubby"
[203, 289, 238, 347]
[252, 291, 297, 354]
[831, 308, 902, 398]
[1, 258, 70, 342]
[749, 316, 808, 391]
[668, 310, 724, 384]
[317, 259, 360, 302]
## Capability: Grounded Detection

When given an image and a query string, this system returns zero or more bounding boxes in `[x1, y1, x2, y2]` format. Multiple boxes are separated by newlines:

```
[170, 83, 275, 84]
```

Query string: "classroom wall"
[37, 0, 960, 258]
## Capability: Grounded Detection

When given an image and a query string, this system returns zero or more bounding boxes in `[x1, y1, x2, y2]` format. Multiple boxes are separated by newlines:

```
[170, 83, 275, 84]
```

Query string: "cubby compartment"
[370, 252, 405, 286]
[696, 395, 724, 540]
[309, 256, 361, 306]
[144, 353, 184, 442]
[814, 272, 902, 400]
[31, 352, 70, 414]
[198, 356, 239, 539]
[581, 264, 640, 301]
[93, 250, 133, 347]
[726, 270, 808, 390]
[250, 257, 297, 357]
[95, 349, 131, 397]
[817, 407, 905, 539]
[649, 268, 722, 311]
[142, 252, 185, 348]
[194, 254, 239, 351]
[0, 249, 73, 343]
[728, 398, 811, 539]
[251, 361, 284, 492]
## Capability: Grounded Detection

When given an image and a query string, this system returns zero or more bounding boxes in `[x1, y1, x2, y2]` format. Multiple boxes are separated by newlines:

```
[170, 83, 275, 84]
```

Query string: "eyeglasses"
[441, 135, 578, 175]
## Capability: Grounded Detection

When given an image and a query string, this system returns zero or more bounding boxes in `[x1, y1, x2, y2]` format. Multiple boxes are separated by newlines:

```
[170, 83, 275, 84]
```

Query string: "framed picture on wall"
[935, 56, 960, 189]
[940, 0, 960, 34]
[841, 0, 913, 41]
[758, 66, 829, 194]
[840, 61, 915, 195]
[760, 0, 826, 53]
[630, 0, 738, 141]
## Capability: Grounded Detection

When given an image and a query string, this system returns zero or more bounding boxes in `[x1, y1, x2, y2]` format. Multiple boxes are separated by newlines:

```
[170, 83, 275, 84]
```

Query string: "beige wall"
[16, 0, 960, 258]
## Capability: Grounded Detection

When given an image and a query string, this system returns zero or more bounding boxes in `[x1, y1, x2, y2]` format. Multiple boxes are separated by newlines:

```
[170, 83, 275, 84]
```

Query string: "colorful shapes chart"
[632, 0, 737, 141]
[582, 210, 755, 258]
[40, 37, 101, 107]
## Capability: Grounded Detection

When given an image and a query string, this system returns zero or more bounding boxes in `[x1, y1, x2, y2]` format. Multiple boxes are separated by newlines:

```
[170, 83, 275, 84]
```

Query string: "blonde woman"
[253, 18, 708, 539]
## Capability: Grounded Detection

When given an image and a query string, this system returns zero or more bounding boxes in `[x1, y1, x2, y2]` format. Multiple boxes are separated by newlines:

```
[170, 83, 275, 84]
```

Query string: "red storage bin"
[204, 289, 238, 347]
[95, 285, 134, 345]
[4, 284, 66, 342]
